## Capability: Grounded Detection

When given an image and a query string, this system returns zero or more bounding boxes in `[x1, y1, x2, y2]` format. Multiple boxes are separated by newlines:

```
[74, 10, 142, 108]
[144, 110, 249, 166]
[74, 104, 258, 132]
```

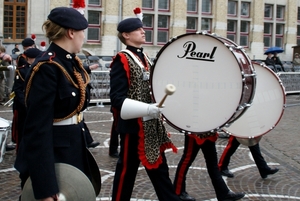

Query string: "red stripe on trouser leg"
[115, 134, 129, 201]
[218, 135, 235, 170]
[175, 136, 194, 195]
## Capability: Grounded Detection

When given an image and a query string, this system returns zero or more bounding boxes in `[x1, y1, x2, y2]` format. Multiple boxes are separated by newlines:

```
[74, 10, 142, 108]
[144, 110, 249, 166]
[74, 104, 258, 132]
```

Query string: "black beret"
[22, 38, 35, 47]
[48, 7, 88, 30]
[117, 18, 143, 33]
[24, 48, 42, 58]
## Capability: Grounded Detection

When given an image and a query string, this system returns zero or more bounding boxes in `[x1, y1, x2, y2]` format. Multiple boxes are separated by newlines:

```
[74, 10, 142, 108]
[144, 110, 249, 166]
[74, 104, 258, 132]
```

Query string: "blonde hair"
[42, 20, 68, 43]
[118, 32, 127, 45]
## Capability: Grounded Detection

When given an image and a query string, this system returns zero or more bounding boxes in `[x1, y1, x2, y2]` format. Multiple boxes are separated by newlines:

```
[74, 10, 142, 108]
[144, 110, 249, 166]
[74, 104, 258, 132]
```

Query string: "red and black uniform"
[174, 133, 232, 200]
[218, 135, 273, 178]
[110, 46, 180, 201]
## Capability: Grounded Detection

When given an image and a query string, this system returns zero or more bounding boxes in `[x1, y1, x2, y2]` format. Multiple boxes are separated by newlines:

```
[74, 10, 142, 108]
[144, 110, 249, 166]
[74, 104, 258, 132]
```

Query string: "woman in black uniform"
[15, 7, 97, 201]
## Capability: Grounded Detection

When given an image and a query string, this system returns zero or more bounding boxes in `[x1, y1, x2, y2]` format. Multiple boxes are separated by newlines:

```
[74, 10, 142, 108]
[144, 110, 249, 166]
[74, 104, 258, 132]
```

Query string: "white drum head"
[223, 63, 285, 138]
[151, 33, 254, 133]
[0, 117, 9, 129]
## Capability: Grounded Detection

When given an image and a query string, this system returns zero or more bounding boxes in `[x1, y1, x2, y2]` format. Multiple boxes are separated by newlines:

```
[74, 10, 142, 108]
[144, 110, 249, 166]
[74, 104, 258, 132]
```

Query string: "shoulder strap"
[120, 50, 144, 69]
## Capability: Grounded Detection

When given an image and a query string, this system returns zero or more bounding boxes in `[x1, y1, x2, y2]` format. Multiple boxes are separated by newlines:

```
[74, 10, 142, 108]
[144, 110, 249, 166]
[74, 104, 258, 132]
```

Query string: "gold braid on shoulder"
[25, 56, 90, 123]
[15, 69, 25, 82]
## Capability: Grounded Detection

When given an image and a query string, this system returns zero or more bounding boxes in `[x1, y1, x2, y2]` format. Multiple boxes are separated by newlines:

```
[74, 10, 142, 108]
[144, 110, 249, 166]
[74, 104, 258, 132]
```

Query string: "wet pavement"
[0, 94, 300, 201]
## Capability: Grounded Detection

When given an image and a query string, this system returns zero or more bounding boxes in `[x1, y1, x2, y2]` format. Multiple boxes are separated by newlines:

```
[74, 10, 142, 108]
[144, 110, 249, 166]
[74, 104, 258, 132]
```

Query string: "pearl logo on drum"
[177, 41, 217, 62]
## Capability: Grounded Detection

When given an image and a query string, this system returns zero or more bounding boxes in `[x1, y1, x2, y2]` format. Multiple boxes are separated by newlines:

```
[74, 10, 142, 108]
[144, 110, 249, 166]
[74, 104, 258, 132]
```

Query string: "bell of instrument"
[236, 136, 262, 147]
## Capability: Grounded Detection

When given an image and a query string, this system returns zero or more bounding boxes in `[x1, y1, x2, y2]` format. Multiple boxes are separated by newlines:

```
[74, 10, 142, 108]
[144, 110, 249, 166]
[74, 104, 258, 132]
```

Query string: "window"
[298, 7, 300, 21]
[202, 0, 212, 14]
[157, 15, 169, 43]
[88, 0, 101, 5]
[227, 20, 236, 42]
[187, 0, 197, 13]
[87, 11, 101, 42]
[187, 17, 198, 32]
[3, 0, 27, 41]
[275, 24, 284, 47]
[143, 14, 154, 43]
[264, 23, 272, 47]
[264, 4, 273, 19]
[201, 18, 211, 32]
[142, 2, 170, 45]
[297, 25, 300, 45]
[159, 0, 169, 11]
[240, 21, 249, 46]
[228, 1, 237, 16]
[276, 5, 284, 20]
[241, 2, 250, 17]
[142, 0, 154, 9]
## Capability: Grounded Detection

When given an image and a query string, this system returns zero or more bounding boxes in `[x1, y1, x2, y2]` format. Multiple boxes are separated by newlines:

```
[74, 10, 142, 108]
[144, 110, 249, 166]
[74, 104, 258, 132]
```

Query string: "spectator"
[293, 53, 300, 72]
[0, 46, 12, 102]
[265, 53, 276, 72]
[272, 53, 285, 72]
[12, 44, 20, 55]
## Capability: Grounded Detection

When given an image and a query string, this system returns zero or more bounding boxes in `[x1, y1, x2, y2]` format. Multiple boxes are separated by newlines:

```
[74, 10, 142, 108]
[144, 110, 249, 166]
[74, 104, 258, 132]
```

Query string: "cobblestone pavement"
[0, 95, 300, 201]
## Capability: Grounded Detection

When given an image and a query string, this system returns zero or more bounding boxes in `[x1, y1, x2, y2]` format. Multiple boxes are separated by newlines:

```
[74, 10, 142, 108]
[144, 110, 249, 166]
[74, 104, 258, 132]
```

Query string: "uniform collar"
[126, 46, 143, 54]
[47, 43, 76, 60]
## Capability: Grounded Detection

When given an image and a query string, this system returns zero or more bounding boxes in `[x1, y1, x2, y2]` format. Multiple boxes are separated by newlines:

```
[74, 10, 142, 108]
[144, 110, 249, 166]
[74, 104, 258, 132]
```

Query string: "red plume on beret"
[40, 41, 46, 51]
[73, 0, 85, 9]
[133, 7, 143, 21]
[133, 7, 141, 14]
[31, 34, 36, 40]
[73, 0, 85, 14]
[40, 41, 46, 47]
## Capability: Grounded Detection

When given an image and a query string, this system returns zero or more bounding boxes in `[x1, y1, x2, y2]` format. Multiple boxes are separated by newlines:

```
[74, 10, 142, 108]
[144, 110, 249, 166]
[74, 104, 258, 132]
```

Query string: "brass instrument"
[3, 92, 15, 107]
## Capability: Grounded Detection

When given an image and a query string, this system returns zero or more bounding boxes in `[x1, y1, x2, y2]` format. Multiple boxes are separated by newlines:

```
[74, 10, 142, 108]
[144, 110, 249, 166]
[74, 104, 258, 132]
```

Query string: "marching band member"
[15, 7, 97, 200]
[218, 135, 279, 179]
[109, 13, 180, 201]
[174, 133, 245, 201]
[12, 48, 42, 152]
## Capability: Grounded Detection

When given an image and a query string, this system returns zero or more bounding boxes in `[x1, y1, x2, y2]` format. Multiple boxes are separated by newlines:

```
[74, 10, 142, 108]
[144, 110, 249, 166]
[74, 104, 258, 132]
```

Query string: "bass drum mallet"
[157, 84, 176, 108]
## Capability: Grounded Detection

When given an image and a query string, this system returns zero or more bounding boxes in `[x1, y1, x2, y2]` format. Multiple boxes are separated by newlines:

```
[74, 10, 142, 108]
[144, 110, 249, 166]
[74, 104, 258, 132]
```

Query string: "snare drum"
[151, 32, 256, 134]
[0, 117, 10, 163]
[223, 62, 286, 138]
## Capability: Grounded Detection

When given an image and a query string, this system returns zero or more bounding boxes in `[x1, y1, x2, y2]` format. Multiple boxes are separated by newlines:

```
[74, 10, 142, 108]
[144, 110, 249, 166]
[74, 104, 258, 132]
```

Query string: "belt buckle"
[77, 113, 83, 124]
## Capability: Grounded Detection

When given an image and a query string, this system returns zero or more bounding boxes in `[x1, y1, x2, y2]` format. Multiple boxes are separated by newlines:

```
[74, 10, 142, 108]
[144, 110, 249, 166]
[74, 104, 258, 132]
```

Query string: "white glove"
[7, 65, 14, 70]
[147, 103, 164, 119]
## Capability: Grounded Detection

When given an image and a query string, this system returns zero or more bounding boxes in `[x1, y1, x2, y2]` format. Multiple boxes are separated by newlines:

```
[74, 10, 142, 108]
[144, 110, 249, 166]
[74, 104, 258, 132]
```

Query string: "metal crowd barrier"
[89, 70, 110, 105]
[2, 68, 300, 105]
[277, 72, 300, 94]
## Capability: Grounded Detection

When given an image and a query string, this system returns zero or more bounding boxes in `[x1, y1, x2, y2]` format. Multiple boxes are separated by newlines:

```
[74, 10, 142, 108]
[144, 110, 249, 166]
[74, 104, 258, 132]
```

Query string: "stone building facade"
[0, 0, 299, 61]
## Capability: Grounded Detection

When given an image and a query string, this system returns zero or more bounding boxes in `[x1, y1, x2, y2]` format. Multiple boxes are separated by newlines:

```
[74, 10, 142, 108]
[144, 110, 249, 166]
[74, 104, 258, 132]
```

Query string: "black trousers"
[109, 119, 119, 155]
[111, 131, 180, 201]
[218, 135, 271, 177]
[174, 134, 229, 200]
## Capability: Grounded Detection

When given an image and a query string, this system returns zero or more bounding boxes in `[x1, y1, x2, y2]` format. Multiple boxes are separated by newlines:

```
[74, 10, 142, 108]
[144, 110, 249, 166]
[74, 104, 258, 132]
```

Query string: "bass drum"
[223, 62, 286, 140]
[151, 32, 256, 134]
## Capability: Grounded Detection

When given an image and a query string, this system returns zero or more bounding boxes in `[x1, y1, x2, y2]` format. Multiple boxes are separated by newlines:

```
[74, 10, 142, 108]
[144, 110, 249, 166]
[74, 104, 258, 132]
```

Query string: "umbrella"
[264, 46, 284, 55]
